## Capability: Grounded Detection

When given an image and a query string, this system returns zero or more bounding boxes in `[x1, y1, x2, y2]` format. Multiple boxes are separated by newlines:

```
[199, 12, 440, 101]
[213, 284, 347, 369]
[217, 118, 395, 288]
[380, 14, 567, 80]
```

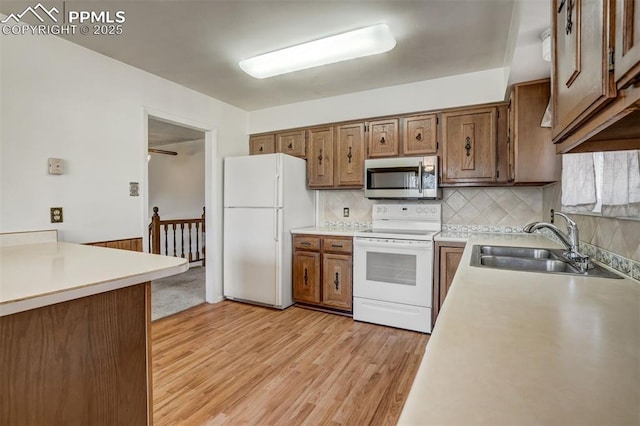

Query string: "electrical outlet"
[343, 207, 350, 217]
[50, 207, 63, 223]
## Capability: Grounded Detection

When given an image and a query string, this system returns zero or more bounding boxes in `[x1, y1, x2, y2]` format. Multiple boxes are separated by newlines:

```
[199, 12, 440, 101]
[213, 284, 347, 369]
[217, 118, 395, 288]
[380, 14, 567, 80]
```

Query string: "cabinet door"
[335, 123, 365, 187]
[403, 114, 437, 155]
[249, 134, 275, 155]
[293, 251, 321, 304]
[441, 107, 497, 183]
[277, 130, 306, 158]
[322, 254, 352, 311]
[307, 127, 334, 188]
[510, 80, 561, 183]
[551, 0, 615, 142]
[615, 0, 640, 88]
[432, 243, 465, 325]
[367, 119, 399, 158]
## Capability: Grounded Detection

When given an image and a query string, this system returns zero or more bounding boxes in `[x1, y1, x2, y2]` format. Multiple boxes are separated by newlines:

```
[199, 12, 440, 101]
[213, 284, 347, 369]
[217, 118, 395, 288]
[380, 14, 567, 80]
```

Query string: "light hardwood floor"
[152, 301, 429, 425]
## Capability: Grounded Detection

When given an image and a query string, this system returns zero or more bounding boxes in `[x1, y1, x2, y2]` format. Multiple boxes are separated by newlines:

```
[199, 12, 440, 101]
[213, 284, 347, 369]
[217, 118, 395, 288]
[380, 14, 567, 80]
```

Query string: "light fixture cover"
[239, 24, 396, 79]
[541, 28, 551, 62]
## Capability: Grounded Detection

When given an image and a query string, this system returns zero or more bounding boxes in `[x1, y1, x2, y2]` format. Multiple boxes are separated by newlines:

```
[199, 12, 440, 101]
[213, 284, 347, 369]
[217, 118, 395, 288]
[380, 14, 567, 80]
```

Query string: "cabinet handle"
[416, 133, 422, 141]
[300, 241, 311, 246]
[380, 136, 386, 144]
[347, 146, 353, 163]
[334, 272, 340, 290]
[318, 148, 323, 165]
[331, 244, 343, 248]
[288, 143, 293, 149]
[304, 268, 309, 286]
[465, 137, 472, 157]
[259, 146, 263, 152]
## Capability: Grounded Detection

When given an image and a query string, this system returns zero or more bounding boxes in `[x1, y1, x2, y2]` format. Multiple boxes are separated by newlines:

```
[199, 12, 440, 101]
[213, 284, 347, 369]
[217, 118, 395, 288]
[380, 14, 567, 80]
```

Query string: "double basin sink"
[470, 245, 622, 279]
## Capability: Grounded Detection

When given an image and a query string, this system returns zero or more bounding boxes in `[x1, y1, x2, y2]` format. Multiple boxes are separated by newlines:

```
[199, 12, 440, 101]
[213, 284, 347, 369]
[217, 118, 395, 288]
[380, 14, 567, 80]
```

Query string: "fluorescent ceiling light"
[239, 24, 396, 79]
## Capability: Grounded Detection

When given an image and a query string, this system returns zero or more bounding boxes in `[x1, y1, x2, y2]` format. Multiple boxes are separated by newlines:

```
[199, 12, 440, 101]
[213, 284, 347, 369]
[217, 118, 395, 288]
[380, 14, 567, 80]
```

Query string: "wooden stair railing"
[148, 206, 205, 265]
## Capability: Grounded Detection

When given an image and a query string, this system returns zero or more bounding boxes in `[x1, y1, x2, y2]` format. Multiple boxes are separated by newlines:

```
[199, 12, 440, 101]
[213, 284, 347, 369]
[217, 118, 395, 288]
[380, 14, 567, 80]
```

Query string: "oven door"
[364, 156, 438, 199]
[353, 237, 433, 307]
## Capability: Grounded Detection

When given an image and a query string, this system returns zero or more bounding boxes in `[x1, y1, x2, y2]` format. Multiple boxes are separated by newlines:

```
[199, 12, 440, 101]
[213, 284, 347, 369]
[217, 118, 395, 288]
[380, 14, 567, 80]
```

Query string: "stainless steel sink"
[477, 245, 554, 259]
[470, 245, 622, 279]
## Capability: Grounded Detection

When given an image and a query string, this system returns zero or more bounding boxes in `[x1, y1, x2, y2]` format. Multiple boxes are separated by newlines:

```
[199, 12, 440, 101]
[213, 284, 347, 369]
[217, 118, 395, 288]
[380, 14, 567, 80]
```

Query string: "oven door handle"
[354, 239, 432, 251]
[418, 161, 423, 194]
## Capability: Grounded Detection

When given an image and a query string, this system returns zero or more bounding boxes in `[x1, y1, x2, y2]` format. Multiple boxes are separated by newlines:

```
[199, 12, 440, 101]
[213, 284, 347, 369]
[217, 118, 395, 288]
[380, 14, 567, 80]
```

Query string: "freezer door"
[224, 154, 282, 208]
[223, 208, 281, 306]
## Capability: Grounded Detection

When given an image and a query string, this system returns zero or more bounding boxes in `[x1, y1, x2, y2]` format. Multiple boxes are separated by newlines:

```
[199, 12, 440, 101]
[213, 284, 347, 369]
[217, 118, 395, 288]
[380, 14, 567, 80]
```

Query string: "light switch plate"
[48, 158, 64, 175]
[50, 207, 63, 223]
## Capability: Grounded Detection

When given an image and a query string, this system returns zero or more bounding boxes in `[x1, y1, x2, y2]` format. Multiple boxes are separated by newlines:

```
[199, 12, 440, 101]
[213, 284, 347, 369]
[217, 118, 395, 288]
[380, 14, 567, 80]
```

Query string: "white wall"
[148, 139, 205, 220]
[0, 28, 249, 302]
[247, 67, 508, 133]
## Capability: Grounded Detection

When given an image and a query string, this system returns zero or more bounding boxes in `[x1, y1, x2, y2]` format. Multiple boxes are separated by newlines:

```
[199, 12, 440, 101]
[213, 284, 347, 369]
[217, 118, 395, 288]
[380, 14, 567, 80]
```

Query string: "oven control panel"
[373, 204, 441, 221]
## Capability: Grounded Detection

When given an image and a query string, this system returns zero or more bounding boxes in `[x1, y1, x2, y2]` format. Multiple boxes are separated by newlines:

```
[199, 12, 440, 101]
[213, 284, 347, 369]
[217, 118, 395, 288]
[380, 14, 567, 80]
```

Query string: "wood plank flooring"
[152, 301, 429, 425]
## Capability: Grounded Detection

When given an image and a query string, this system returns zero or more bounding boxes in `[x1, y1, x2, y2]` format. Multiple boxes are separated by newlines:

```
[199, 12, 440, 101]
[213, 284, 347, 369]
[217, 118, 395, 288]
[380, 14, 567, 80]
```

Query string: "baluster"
[188, 222, 193, 262]
[180, 223, 185, 258]
[195, 222, 200, 261]
[172, 223, 177, 257]
[163, 224, 169, 256]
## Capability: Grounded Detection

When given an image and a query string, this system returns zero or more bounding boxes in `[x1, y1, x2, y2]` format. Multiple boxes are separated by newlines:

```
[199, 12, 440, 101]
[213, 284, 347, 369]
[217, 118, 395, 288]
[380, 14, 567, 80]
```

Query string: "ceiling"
[1, 0, 551, 111]
[148, 118, 205, 147]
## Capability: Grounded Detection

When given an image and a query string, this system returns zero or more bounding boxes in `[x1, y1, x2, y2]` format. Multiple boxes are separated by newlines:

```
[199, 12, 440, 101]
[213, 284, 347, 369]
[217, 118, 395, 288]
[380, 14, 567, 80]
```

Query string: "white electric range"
[353, 204, 441, 333]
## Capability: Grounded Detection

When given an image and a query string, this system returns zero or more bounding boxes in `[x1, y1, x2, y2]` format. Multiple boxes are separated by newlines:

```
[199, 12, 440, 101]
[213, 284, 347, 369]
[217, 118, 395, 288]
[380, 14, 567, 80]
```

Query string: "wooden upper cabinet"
[307, 127, 334, 188]
[367, 119, 399, 158]
[441, 107, 497, 184]
[249, 134, 275, 155]
[335, 123, 366, 187]
[508, 80, 561, 183]
[276, 130, 306, 158]
[403, 114, 438, 155]
[551, 0, 615, 143]
[615, 0, 640, 88]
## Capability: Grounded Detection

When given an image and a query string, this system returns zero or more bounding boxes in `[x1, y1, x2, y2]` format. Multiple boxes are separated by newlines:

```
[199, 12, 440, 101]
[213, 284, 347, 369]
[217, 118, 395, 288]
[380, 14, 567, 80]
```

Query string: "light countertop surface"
[399, 233, 639, 425]
[291, 226, 368, 237]
[1, 242, 188, 316]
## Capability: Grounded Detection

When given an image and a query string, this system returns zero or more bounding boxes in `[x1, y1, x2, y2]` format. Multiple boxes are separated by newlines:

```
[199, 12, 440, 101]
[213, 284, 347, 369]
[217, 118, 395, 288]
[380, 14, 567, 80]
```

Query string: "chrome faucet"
[523, 212, 590, 271]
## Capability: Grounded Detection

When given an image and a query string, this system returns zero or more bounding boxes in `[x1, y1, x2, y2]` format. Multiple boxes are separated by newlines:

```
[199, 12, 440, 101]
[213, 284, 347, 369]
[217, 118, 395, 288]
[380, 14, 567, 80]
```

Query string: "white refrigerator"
[223, 153, 316, 309]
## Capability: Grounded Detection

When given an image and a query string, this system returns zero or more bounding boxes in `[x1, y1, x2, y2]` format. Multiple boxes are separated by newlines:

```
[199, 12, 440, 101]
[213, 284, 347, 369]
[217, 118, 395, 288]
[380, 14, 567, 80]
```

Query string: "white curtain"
[561, 153, 597, 213]
[601, 150, 640, 217]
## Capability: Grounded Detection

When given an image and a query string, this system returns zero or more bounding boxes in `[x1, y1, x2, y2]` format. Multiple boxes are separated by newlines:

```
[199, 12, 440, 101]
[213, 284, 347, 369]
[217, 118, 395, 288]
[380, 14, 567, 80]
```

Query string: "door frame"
[142, 107, 221, 304]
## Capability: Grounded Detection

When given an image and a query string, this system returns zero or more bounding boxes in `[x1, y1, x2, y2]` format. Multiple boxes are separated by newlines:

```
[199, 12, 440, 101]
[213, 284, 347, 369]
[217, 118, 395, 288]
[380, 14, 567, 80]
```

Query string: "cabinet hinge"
[436, 117, 439, 125]
[436, 142, 439, 150]
[496, 170, 500, 178]
[497, 110, 500, 118]
[608, 47, 615, 72]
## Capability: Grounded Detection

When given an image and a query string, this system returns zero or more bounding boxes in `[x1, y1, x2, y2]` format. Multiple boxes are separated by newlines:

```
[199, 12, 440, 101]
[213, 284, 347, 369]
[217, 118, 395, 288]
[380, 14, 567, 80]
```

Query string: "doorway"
[142, 111, 217, 320]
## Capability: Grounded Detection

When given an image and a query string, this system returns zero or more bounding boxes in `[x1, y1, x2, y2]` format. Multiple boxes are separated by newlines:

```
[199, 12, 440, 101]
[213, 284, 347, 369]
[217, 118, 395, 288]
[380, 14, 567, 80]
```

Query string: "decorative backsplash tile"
[442, 187, 542, 226]
[579, 242, 639, 282]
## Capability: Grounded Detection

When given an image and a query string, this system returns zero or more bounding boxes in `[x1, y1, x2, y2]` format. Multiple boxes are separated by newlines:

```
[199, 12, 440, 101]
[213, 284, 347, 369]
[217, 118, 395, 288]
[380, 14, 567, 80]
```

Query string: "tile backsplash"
[318, 187, 544, 227]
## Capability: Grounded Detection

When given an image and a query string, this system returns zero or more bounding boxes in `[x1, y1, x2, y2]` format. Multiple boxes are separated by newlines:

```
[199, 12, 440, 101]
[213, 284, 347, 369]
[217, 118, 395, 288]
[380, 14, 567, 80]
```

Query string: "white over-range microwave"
[364, 156, 440, 200]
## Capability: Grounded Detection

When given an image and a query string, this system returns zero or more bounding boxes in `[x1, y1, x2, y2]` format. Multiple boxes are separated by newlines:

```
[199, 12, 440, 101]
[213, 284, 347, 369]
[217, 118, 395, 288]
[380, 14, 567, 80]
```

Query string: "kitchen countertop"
[291, 226, 368, 237]
[399, 233, 639, 425]
[0, 241, 188, 316]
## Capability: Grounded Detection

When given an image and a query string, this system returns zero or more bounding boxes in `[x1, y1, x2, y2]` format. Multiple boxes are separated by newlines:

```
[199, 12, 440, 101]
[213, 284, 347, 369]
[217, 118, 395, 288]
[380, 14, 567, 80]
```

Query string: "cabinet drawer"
[294, 235, 321, 251]
[323, 237, 352, 254]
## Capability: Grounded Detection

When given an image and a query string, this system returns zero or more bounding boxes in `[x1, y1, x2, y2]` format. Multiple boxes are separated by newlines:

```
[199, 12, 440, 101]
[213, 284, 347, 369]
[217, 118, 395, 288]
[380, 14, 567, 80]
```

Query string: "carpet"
[151, 265, 205, 321]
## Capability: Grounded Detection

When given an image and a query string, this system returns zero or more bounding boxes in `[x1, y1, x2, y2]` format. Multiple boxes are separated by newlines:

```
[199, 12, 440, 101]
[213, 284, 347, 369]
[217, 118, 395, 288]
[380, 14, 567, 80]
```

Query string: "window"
[562, 150, 640, 218]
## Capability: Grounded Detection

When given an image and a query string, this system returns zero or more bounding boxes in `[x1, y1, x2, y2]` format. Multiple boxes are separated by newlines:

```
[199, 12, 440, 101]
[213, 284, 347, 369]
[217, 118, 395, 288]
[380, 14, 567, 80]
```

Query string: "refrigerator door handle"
[274, 174, 280, 208]
[274, 209, 279, 242]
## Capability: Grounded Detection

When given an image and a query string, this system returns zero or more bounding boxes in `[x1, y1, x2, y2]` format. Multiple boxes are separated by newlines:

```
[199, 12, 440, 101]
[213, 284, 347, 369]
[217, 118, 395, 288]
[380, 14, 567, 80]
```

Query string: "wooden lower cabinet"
[292, 235, 353, 314]
[293, 251, 321, 304]
[433, 241, 466, 326]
